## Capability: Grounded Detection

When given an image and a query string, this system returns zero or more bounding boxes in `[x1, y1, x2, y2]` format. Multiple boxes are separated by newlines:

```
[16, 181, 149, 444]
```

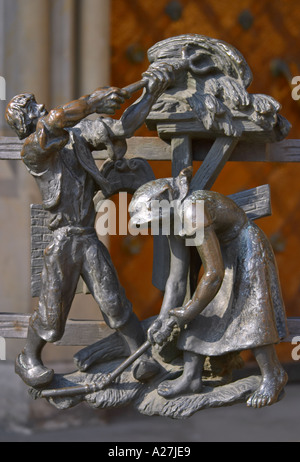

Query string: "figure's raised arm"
[41, 87, 129, 138]
[32, 87, 129, 160]
[111, 62, 175, 139]
[75, 63, 175, 160]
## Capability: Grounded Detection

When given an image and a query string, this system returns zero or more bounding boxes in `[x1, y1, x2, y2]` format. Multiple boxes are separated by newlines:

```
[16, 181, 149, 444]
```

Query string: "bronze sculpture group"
[5, 34, 290, 417]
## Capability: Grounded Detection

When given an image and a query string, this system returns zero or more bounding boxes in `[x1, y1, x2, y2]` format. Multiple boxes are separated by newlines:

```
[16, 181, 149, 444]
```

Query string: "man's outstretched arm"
[38, 87, 129, 150]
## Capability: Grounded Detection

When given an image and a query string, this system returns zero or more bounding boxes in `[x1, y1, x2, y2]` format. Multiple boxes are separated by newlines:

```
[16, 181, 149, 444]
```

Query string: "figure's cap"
[129, 168, 193, 226]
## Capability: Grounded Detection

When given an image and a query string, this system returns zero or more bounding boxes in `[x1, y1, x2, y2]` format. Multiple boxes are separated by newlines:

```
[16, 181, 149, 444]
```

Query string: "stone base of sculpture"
[28, 318, 285, 418]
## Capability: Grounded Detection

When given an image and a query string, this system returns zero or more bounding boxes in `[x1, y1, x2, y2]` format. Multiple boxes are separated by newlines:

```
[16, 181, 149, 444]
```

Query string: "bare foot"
[158, 373, 202, 399]
[247, 369, 288, 408]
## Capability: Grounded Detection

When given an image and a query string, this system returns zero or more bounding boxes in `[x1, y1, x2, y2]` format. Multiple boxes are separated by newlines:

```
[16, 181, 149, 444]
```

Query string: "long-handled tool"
[120, 48, 214, 99]
[40, 339, 152, 399]
[40, 318, 177, 399]
[123, 80, 147, 95]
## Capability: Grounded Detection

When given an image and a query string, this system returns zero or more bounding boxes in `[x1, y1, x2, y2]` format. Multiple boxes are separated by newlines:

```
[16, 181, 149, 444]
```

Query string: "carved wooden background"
[109, 0, 300, 362]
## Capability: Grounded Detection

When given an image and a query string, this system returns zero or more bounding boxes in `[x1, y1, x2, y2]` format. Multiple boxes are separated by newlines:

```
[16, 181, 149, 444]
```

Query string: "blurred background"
[0, 0, 300, 441]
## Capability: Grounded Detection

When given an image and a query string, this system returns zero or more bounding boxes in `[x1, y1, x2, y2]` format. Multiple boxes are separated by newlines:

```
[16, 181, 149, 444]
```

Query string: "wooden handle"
[123, 80, 147, 95]
[40, 340, 152, 399]
[108, 340, 151, 383]
[40, 320, 178, 399]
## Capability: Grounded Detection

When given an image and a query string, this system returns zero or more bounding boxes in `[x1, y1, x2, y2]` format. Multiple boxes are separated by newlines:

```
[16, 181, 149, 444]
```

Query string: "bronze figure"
[4, 34, 290, 417]
[5, 63, 174, 389]
[129, 168, 288, 408]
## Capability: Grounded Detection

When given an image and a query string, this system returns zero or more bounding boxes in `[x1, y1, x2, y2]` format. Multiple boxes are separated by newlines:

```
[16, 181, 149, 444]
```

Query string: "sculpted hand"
[89, 87, 130, 115]
[142, 62, 175, 98]
[147, 318, 162, 345]
[147, 316, 178, 346]
[169, 302, 197, 327]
